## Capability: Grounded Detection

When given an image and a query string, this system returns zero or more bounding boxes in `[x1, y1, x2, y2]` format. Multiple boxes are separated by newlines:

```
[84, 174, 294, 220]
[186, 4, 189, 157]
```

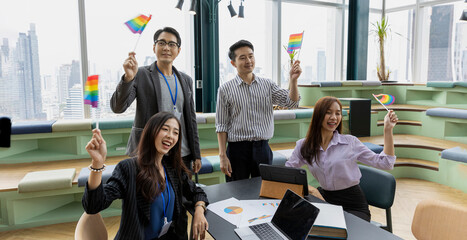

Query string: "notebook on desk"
[309, 203, 348, 239]
[234, 189, 320, 240]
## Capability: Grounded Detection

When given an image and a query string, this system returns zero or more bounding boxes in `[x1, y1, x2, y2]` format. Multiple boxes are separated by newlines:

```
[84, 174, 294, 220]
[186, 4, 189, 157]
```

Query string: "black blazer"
[110, 62, 201, 160]
[82, 158, 209, 240]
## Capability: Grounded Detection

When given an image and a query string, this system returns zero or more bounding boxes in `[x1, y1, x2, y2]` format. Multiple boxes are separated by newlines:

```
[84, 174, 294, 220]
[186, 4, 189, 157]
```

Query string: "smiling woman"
[286, 96, 398, 222]
[83, 112, 209, 240]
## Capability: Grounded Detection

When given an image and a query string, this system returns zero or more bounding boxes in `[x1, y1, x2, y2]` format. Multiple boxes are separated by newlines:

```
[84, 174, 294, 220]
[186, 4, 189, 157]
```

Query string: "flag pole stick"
[133, 34, 142, 52]
[95, 107, 100, 130]
[372, 94, 390, 112]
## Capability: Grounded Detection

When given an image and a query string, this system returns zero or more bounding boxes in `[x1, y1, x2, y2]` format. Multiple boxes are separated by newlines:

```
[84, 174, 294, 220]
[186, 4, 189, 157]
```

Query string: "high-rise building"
[427, 5, 454, 82]
[58, 64, 71, 104]
[317, 50, 326, 81]
[454, 22, 467, 82]
[463, 50, 467, 81]
[63, 84, 84, 119]
[69, 60, 81, 87]
[6, 24, 44, 120]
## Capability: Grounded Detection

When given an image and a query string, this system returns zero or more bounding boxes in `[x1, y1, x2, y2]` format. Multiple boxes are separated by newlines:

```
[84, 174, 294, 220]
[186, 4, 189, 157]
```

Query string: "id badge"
[158, 217, 172, 237]
[173, 107, 182, 120]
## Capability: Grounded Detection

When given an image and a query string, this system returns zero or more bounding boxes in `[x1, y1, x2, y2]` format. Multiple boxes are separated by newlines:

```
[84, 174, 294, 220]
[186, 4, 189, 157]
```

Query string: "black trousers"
[226, 140, 273, 182]
[182, 154, 193, 171]
[318, 184, 371, 222]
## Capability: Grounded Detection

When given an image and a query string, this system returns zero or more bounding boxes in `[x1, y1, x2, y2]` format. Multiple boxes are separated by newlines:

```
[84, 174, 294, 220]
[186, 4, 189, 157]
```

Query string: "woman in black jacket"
[83, 112, 209, 240]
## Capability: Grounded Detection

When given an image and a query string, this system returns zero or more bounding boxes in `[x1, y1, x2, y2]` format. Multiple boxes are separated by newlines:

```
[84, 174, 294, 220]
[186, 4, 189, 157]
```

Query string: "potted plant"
[371, 17, 390, 81]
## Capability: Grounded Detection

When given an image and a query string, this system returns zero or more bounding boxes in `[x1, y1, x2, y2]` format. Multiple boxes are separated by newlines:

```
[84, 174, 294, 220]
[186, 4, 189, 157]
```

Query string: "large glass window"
[367, 8, 415, 81]
[85, 0, 194, 119]
[218, 0, 273, 85]
[281, 1, 346, 87]
[0, 0, 81, 122]
[420, 1, 466, 82]
[371, 0, 466, 82]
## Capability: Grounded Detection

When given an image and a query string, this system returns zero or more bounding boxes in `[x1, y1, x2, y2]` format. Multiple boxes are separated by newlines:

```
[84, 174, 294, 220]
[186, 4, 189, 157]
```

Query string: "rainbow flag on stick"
[125, 14, 152, 51]
[84, 75, 99, 108]
[84, 75, 99, 129]
[287, 32, 304, 54]
[125, 14, 152, 34]
[372, 93, 395, 112]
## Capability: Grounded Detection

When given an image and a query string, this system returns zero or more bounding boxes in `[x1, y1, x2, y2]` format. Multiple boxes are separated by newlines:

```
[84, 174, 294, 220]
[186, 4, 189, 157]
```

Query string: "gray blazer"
[110, 62, 201, 160]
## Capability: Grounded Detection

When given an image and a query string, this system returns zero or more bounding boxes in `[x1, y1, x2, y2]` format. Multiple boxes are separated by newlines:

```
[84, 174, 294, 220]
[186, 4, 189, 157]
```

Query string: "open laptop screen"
[272, 190, 320, 240]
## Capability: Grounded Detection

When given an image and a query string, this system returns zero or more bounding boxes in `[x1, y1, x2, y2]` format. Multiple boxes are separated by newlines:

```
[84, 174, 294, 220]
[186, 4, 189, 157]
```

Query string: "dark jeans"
[226, 140, 273, 182]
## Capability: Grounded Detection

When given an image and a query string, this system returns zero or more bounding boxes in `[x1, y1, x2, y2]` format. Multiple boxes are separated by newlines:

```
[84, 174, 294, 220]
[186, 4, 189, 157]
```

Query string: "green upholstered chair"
[358, 165, 396, 233]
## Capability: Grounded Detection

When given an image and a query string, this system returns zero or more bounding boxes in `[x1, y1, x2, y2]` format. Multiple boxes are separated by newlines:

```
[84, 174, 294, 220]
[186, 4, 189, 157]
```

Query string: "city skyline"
[1, 1, 466, 123]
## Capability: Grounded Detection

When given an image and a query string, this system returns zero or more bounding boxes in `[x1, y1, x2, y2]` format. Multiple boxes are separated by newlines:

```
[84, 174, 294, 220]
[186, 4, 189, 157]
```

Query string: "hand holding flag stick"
[283, 31, 305, 65]
[124, 14, 152, 52]
[372, 93, 395, 112]
[84, 75, 99, 129]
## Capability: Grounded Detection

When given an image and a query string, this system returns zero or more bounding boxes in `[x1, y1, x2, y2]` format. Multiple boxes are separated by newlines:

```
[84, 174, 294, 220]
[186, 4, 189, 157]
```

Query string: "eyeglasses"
[155, 40, 180, 49]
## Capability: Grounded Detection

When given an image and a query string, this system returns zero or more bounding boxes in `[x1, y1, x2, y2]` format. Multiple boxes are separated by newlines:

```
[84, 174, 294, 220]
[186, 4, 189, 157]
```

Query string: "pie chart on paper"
[224, 206, 243, 214]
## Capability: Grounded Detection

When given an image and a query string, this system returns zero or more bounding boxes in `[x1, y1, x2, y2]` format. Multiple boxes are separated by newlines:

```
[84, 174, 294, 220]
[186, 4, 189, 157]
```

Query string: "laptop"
[234, 189, 320, 240]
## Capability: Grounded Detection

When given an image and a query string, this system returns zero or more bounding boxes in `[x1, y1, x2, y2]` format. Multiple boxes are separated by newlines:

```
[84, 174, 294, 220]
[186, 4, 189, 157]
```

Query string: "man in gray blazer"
[110, 27, 202, 173]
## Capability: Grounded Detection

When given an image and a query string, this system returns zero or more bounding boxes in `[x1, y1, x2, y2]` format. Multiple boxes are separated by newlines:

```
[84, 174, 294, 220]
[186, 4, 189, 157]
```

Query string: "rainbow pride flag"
[84, 75, 99, 108]
[374, 94, 395, 105]
[125, 14, 152, 34]
[287, 32, 304, 54]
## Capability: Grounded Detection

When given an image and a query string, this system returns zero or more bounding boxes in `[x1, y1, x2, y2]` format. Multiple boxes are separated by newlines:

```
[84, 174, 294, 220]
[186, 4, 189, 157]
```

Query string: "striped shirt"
[216, 74, 300, 142]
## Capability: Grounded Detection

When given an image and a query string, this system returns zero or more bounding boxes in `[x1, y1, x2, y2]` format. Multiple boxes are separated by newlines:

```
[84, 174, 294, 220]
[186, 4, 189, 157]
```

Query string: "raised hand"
[123, 52, 138, 82]
[289, 60, 302, 82]
[384, 110, 398, 130]
[85, 129, 107, 168]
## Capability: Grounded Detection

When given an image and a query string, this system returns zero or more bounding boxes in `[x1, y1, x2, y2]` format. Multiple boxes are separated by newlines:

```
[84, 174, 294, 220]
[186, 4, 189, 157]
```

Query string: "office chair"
[75, 212, 108, 240]
[358, 165, 396, 233]
[412, 199, 467, 240]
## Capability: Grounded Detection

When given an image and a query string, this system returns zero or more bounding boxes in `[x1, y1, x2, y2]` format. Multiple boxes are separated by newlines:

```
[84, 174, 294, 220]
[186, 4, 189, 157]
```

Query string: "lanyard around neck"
[156, 65, 178, 109]
[160, 166, 171, 219]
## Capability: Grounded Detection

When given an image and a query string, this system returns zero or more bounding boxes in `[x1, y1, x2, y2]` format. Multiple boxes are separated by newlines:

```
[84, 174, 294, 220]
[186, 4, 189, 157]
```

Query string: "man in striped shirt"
[216, 39, 302, 182]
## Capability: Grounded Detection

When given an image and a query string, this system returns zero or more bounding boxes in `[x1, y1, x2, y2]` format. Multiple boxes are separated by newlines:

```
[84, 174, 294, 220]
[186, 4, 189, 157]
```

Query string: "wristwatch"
[195, 202, 206, 212]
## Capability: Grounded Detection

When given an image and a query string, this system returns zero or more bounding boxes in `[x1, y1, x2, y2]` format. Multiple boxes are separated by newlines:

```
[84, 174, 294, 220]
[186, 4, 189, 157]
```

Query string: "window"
[0, 0, 80, 122]
[281, 1, 346, 86]
[218, 0, 273, 85]
[420, 1, 466, 82]
[85, 0, 194, 118]
[367, 8, 415, 81]
[372, 0, 467, 82]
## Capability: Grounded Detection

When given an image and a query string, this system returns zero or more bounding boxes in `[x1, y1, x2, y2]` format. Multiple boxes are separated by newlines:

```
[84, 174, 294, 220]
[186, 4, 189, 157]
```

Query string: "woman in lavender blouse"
[285, 96, 398, 221]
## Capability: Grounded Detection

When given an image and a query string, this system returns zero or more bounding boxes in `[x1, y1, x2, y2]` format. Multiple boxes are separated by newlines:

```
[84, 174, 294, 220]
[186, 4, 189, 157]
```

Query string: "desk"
[199, 177, 402, 240]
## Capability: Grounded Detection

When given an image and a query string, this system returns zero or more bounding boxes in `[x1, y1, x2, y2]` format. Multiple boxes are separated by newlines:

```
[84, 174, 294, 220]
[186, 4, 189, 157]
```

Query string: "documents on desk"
[206, 197, 281, 227]
[309, 203, 348, 239]
[207, 196, 348, 239]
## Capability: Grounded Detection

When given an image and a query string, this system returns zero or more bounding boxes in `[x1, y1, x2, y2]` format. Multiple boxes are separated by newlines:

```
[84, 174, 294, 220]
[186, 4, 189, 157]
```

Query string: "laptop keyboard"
[249, 223, 284, 240]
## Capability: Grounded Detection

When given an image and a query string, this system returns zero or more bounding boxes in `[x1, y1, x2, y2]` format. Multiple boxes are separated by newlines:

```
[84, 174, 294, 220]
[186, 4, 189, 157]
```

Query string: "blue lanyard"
[156, 65, 178, 110]
[160, 167, 171, 219]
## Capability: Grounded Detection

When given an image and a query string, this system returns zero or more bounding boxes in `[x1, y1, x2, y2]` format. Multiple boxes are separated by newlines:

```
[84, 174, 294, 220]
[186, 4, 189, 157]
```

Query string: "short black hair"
[228, 40, 254, 60]
[153, 27, 181, 46]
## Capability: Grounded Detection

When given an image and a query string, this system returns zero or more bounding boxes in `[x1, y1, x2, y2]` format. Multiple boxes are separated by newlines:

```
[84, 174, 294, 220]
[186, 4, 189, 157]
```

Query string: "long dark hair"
[301, 97, 343, 165]
[136, 112, 189, 202]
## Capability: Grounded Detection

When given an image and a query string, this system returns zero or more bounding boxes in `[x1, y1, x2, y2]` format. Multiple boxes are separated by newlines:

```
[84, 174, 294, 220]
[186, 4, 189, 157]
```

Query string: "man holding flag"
[110, 26, 202, 175]
[215, 39, 303, 182]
